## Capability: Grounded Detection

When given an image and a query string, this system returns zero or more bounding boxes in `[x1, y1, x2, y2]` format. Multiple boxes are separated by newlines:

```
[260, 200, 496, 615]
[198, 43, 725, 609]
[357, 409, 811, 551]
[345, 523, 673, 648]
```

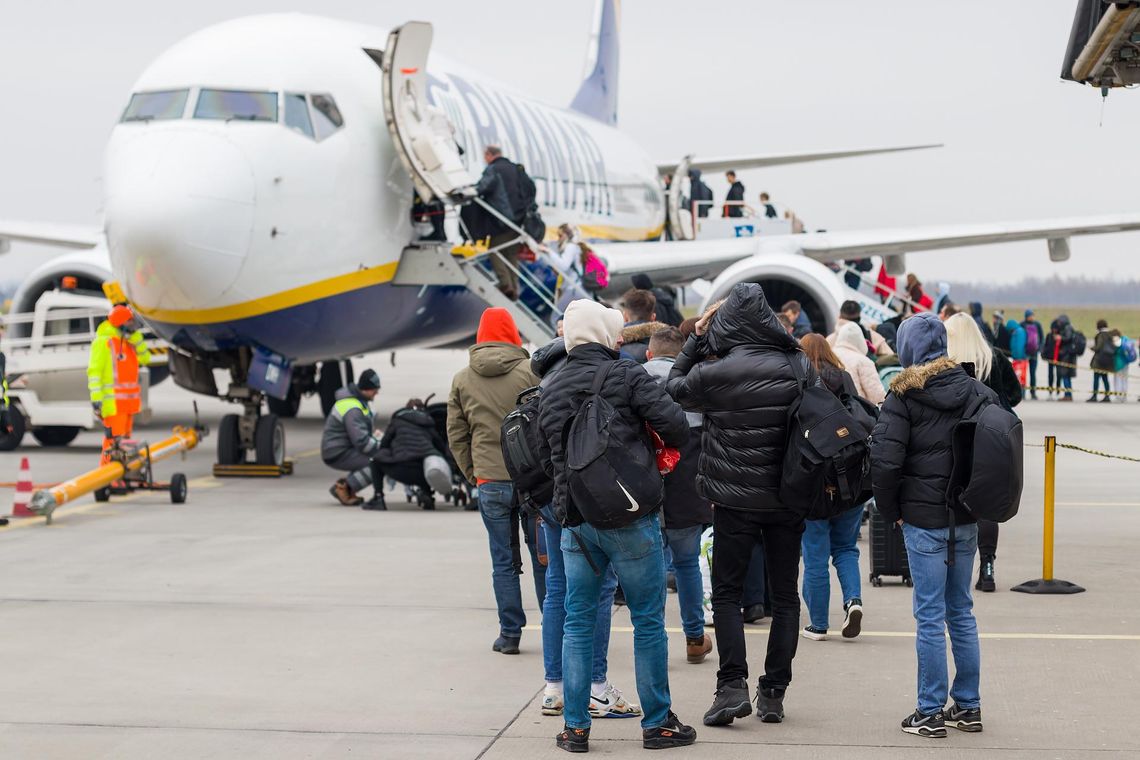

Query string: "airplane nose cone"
[104, 129, 255, 315]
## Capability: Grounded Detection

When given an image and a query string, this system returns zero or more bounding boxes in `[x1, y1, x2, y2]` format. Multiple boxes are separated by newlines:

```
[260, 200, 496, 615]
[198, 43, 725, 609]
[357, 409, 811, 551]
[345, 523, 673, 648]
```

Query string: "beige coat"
[833, 322, 887, 405]
[447, 342, 540, 484]
[827, 317, 894, 358]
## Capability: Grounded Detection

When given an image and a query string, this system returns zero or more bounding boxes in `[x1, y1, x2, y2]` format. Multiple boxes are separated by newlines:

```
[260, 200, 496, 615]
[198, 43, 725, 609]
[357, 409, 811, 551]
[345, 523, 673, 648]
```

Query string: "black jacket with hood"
[667, 283, 813, 516]
[538, 342, 689, 526]
[870, 313, 999, 529]
[376, 407, 446, 465]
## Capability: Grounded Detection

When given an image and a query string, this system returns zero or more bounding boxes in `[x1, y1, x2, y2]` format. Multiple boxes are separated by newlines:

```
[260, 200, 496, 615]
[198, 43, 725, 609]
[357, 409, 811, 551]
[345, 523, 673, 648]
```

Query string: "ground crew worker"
[321, 369, 383, 507]
[87, 304, 151, 465]
[0, 347, 12, 434]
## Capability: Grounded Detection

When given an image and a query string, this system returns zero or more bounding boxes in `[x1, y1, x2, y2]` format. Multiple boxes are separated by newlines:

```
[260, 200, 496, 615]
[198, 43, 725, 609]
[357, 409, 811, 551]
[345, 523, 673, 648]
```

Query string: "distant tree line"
[946, 275, 1140, 306]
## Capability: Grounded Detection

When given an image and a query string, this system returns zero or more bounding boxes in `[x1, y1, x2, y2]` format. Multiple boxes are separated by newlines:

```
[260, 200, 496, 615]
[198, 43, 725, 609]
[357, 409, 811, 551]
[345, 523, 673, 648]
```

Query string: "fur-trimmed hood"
[622, 321, 669, 344]
[889, 357, 974, 411]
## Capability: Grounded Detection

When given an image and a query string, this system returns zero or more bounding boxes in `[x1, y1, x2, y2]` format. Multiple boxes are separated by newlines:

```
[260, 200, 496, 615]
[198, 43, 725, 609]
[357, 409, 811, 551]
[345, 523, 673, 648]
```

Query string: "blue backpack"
[1121, 336, 1138, 365]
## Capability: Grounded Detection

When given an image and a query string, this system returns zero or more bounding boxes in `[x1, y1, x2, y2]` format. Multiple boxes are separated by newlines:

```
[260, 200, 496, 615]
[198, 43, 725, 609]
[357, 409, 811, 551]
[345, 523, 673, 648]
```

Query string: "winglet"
[570, 0, 620, 126]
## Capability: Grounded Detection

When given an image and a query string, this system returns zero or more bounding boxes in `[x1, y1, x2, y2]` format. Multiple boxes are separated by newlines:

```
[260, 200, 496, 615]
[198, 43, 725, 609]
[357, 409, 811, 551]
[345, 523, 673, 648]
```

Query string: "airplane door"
[365, 22, 475, 203]
[667, 155, 695, 241]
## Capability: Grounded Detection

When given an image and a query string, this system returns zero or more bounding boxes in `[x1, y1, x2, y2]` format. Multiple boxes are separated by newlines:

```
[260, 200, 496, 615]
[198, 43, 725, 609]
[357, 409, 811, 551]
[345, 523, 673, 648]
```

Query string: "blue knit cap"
[896, 312, 948, 367]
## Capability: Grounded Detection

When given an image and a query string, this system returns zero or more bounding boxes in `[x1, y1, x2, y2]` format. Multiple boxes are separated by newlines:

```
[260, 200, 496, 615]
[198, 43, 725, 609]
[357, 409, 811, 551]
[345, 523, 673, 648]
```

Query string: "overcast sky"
[1, 0, 1138, 286]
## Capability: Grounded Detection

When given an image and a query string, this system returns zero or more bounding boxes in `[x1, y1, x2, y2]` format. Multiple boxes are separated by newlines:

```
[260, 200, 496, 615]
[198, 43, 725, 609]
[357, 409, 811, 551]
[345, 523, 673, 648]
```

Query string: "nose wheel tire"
[217, 414, 243, 465]
[254, 414, 285, 466]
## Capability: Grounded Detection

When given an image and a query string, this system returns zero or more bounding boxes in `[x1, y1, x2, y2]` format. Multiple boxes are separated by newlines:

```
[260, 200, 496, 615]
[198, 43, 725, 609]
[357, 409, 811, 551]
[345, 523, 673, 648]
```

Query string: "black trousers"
[370, 459, 430, 491]
[977, 519, 999, 559]
[711, 506, 804, 691]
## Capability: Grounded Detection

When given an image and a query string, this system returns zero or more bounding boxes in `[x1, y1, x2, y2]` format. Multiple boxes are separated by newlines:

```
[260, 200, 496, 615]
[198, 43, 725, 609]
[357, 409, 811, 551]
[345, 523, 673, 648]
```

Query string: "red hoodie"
[476, 308, 522, 346]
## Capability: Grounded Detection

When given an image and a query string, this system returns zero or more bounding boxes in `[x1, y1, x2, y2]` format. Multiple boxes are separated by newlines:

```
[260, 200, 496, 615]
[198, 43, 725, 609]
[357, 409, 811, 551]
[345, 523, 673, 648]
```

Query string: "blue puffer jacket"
[1006, 319, 1027, 360]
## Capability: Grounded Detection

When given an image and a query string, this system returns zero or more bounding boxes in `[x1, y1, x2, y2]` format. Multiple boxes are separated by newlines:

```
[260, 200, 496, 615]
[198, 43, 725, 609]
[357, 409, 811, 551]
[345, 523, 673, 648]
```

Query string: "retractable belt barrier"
[1012, 434, 1140, 595]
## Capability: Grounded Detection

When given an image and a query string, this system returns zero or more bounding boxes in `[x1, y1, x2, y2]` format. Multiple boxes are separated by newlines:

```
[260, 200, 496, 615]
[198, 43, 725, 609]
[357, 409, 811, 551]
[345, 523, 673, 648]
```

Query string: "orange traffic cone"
[12, 457, 35, 517]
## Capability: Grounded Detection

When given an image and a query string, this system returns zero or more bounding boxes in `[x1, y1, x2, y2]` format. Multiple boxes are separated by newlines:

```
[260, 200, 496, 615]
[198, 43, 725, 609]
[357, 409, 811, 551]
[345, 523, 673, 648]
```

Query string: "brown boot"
[330, 479, 363, 506]
[686, 633, 713, 664]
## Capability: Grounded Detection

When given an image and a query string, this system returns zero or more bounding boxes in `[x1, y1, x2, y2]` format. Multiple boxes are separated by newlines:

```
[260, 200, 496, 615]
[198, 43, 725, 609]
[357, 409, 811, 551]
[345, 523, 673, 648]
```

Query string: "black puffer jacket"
[532, 337, 568, 388]
[870, 357, 999, 528]
[538, 343, 689, 526]
[667, 283, 812, 515]
[376, 407, 446, 465]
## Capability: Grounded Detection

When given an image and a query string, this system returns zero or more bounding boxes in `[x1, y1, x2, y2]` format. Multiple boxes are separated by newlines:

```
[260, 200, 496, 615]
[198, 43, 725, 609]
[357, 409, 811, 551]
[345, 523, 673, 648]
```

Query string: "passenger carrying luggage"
[869, 505, 911, 587]
[564, 363, 663, 529]
[780, 352, 877, 520]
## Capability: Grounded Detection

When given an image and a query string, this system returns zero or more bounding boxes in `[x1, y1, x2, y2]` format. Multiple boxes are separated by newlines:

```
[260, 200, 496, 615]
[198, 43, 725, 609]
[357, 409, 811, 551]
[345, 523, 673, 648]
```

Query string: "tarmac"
[0, 348, 1138, 759]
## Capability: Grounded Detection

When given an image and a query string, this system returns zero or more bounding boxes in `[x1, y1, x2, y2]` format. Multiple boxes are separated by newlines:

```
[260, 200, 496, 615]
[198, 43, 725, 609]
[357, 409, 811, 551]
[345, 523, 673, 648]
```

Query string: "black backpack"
[948, 393, 1023, 523]
[501, 386, 554, 512]
[563, 363, 663, 529]
[1072, 330, 1087, 356]
[514, 164, 545, 242]
[780, 353, 876, 521]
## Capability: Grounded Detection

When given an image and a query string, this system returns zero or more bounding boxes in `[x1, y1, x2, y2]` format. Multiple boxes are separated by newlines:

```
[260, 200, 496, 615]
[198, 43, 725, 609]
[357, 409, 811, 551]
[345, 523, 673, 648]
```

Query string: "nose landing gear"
[216, 393, 286, 467]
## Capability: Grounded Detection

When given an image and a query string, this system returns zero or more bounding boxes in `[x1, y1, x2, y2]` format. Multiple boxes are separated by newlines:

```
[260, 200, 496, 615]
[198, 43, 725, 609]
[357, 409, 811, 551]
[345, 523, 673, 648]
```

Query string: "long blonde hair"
[945, 312, 992, 381]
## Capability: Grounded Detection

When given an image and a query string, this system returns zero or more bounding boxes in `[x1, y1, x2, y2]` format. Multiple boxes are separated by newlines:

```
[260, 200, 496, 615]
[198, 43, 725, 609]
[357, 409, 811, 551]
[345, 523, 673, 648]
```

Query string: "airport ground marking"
[523, 625, 1140, 642]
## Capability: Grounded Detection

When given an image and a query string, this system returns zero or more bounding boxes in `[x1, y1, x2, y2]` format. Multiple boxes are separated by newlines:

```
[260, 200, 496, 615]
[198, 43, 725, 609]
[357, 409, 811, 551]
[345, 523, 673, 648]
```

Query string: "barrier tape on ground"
[1040, 357, 1140, 380]
[1026, 440, 1140, 463]
[1025, 385, 1130, 398]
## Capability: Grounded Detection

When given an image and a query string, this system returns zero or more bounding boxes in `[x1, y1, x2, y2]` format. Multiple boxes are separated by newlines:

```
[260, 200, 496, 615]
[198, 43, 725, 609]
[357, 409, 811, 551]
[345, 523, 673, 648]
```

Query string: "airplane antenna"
[1099, 85, 1108, 127]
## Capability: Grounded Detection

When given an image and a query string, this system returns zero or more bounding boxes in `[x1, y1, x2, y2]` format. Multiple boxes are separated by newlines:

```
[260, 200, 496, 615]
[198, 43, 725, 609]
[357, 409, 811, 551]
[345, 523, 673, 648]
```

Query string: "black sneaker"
[755, 687, 785, 723]
[666, 572, 678, 593]
[643, 711, 696, 750]
[742, 603, 767, 624]
[492, 635, 520, 655]
[612, 585, 626, 606]
[944, 703, 983, 733]
[975, 556, 996, 593]
[555, 725, 589, 753]
[842, 599, 863, 639]
[361, 492, 387, 511]
[901, 709, 947, 738]
[702, 679, 751, 726]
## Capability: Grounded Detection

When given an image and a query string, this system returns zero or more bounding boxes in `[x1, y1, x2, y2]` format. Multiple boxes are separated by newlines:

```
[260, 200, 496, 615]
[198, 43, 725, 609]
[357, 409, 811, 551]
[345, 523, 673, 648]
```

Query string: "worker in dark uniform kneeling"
[321, 369, 383, 507]
[372, 398, 451, 511]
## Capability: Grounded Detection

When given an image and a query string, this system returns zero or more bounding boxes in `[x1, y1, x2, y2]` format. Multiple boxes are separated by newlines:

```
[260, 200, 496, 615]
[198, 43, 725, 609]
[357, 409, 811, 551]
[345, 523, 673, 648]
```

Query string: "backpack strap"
[590, 362, 615, 396]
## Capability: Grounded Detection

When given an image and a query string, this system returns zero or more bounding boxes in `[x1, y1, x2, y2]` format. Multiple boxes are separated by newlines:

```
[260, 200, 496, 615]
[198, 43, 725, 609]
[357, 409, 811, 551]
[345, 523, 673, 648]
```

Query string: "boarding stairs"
[393, 197, 559, 345]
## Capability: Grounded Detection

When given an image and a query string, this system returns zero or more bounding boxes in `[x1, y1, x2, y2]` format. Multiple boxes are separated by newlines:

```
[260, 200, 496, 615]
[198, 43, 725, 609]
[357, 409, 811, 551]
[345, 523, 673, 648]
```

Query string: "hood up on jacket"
[969, 302, 984, 319]
[1006, 319, 1022, 335]
[564, 298, 624, 351]
[897, 312, 947, 367]
[468, 343, 529, 378]
[835, 321, 868, 355]
[705, 283, 798, 356]
[393, 407, 435, 428]
[476, 308, 522, 346]
[890, 356, 974, 410]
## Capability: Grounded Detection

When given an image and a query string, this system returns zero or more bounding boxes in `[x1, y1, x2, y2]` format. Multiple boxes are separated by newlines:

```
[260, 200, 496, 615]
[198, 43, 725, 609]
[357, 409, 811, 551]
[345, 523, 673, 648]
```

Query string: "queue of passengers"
[430, 284, 1000, 752]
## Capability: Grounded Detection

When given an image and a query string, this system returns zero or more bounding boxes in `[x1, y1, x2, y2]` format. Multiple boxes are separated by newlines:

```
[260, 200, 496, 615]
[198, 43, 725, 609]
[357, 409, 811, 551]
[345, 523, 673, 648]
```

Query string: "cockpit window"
[120, 90, 189, 122]
[284, 93, 314, 138]
[310, 94, 344, 140]
[194, 89, 278, 122]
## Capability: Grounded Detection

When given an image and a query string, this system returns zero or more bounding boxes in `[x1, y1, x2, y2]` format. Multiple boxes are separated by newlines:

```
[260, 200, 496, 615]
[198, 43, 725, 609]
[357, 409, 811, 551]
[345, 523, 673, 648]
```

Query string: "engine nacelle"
[702, 252, 852, 335]
[9, 247, 113, 317]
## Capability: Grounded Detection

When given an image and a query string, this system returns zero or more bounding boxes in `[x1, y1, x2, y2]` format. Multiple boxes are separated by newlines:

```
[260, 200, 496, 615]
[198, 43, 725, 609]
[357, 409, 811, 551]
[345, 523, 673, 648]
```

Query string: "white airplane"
[4, 2, 1140, 466]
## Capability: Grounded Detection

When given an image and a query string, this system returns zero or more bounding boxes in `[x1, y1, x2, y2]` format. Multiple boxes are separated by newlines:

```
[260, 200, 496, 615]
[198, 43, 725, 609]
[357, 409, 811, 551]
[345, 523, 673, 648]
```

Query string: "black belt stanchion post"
[1012, 436, 1085, 594]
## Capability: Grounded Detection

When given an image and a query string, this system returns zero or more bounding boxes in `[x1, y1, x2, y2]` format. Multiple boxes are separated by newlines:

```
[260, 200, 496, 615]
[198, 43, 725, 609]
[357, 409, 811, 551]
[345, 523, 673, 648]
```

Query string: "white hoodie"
[832, 322, 887, 405]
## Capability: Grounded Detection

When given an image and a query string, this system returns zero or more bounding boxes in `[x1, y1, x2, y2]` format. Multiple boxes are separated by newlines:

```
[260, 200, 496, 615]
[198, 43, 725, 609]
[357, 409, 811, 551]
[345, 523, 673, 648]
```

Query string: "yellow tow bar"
[29, 423, 206, 525]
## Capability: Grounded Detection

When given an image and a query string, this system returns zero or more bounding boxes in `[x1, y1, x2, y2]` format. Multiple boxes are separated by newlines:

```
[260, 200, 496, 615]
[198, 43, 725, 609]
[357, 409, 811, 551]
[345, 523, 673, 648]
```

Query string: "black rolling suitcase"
[869, 505, 912, 587]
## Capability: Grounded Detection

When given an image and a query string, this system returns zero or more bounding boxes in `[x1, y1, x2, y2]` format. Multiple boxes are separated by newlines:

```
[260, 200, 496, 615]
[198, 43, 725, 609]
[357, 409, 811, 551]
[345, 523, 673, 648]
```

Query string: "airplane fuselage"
[104, 14, 663, 365]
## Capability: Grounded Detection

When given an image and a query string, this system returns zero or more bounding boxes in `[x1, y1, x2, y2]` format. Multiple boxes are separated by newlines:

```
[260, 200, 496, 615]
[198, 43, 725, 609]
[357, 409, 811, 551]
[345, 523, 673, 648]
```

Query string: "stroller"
[424, 394, 477, 510]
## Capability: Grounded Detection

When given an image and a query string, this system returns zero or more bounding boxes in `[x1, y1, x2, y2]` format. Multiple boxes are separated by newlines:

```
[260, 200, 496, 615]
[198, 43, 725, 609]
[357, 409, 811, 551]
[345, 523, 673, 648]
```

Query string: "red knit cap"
[476, 308, 522, 346]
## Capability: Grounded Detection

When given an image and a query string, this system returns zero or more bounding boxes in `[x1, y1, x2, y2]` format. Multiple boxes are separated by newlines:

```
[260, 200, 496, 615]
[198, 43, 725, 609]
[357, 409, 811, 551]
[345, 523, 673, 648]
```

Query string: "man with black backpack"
[870, 312, 1006, 738]
[536, 299, 695, 753]
[667, 283, 815, 728]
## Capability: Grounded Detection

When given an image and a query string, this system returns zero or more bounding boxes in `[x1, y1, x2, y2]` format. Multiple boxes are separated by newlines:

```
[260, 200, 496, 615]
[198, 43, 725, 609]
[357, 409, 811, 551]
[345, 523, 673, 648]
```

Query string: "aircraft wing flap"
[0, 220, 102, 250]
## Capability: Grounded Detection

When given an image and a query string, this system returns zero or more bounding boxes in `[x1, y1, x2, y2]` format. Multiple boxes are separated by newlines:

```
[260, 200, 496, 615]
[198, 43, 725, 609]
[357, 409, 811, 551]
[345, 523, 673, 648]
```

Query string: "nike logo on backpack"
[617, 481, 640, 512]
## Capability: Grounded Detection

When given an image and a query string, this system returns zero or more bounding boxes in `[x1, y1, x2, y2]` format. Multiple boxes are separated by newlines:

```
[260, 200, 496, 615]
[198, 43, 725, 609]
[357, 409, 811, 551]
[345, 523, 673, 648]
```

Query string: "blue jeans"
[664, 525, 705, 638]
[562, 512, 670, 730]
[1060, 375, 1073, 398]
[540, 507, 618, 683]
[478, 482, 526, 638]
[801, 504, 863, 630]
[902, 523, 981, 715]
[1093, 372, 1110, 396]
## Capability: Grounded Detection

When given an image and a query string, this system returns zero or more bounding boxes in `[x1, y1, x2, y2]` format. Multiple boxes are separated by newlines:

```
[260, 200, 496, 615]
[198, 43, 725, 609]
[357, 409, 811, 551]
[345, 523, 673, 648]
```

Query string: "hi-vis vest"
[88, 321, 152, 418]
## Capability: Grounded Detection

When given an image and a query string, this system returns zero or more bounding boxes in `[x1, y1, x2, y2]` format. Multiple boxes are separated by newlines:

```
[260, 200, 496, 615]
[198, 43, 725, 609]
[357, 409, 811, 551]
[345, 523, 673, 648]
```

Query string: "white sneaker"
[589, 683, 641, 718]
[541, 687, 564, 716]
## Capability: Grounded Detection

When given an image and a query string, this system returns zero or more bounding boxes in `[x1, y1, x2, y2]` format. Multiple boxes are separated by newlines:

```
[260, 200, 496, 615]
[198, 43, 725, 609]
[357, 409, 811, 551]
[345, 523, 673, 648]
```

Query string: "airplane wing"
[656, 144, 942, 176]
[0, 220, 103, 250]
[599, 213, 1140, 286]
